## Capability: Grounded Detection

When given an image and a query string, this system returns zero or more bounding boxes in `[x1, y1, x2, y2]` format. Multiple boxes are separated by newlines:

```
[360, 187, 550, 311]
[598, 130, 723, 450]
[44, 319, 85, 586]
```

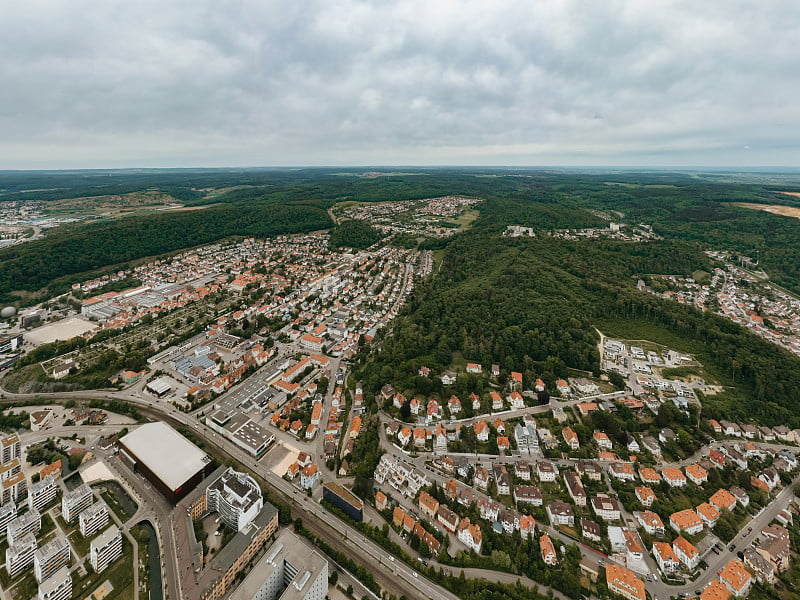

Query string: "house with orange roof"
[393, 506, 406, 528]
[299, 333, 324, 352]
[508, 391, 524, 409]
[605, 563, 645, 600]
[562, 426, 579, 450]
[413, 427, 427, 447]
[447, 395, 462, 415]
[708, 419, 722, 433]
[300, 463, 319, 489]
[555, 379, 570, 395]
[608, 462, 635, 481]
[490, 391, 503, 411]
[673, 535, 700, 569]
[635, 510, 664, 536]
[638, 467, 661, 484]
[718, 559, 752, 596]
[662, 467, 687, 488]
[474, 420, 490, 442]
[39, 460, 62, 480]
[670, 509, 704, 535]
[403, 513, 416, 533]
[511, 371, 523, 385]
[709, 488, 737, 512]
[311, 402, 323, 425]
[635, 486, 656, 507]
[289, 419, 303, 437]
[444, 479, 458, 501]
[457, 517, 482, 553]
[375, 490, 388, 512]
[519, 515, 536, 538]
[418, 491, 440, 519]
[685, 464, 709, 485]
[576, 402, 598, 416]
[305, 424, 317, 440]
[466, 363, 482, 374]
[540, 533, 557, 565]
[285, 462, 300, 480]
[700, 580, 731, 600]
[652, 542, 680, 573]
[750, 476, 770, 493]
[409, 398, 420, 415]
[696, 502, 720, 527]
[493, 418, 506, 434]
[349, 416, 362, 439]
[600, 450, 621, 462]
[593, 431, 613, 450]
[497, 436, 510, 452]
[397, 427, 412, 446]
[534, 378, 545, 391]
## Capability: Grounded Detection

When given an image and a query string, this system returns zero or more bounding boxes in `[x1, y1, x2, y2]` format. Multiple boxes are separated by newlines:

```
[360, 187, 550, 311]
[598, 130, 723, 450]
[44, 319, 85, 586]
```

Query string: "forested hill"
[0, 202, 331, 303]
[357, 193, 800, 428]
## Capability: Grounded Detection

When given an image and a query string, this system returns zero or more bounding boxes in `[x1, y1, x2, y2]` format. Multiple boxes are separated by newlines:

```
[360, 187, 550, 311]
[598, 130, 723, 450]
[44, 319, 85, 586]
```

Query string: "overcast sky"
[2, 1, 798, 168]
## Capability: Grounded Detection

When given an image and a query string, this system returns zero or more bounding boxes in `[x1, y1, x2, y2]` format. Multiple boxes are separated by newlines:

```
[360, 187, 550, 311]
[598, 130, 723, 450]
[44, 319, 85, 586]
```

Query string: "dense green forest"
[328, 219, 383, 249]
[356, 191, 800, 428]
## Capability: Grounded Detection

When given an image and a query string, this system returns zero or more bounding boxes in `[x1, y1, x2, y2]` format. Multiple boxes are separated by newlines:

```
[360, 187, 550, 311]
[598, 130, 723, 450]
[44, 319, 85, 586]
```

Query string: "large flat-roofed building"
[206, 468, 263, 532]
[228, 529, 328, 600]
[118, 422, 213, 503]
[28, 476, 58, 512]
[79, 503, 109, 538]
[62, 484, 93, 522]
[1, 433, 21, 464]
[322, 482, 363, 522]
[34, 537, 70, 583]
[90, 525, 122, 573]
[6, 533, 37, 578]
[38, 565, 71, 600]
[8, 509, 41, 545]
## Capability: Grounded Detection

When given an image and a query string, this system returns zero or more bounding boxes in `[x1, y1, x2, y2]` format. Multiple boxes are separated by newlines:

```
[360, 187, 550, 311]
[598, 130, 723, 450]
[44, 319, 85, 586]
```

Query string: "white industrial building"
[118, 422, 212, 503]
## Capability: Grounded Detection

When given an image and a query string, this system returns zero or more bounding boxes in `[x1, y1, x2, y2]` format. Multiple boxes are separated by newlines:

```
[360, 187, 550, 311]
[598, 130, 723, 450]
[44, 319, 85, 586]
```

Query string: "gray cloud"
[1, 0, 799, 167]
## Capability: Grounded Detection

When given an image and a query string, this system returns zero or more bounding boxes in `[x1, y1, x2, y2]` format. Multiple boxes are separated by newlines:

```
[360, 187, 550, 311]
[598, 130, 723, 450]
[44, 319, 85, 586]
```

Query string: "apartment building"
[62, 484, 93, 522]
[37, 566, 72, 600]
[0, 502, 17, 535]
[1, 433, 21, 464]
[28, 476, 58, 512]
[6, 532, 37, 578]
[34, 537, 71, 583]
[79, 503, 110, 538]
[8, 509, 41, 545]
[90, 525, 123, 573]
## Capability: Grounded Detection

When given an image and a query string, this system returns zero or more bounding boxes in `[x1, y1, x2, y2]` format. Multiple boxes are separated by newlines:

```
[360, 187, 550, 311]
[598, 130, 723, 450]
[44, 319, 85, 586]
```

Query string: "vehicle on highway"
[388, 555, 394, 562]
[729, 544, 735, 552]
[412, 572, 418, 578]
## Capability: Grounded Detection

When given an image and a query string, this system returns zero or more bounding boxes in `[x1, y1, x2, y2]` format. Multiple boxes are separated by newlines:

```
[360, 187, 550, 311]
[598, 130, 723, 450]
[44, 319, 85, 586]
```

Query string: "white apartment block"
[228, 529, 328, 600]
[38, 566, 72, 600]
[6, 533, 37, 578]
[0, 502, 17, 535]
[28, 476, 58, 512]
[34, 537, 71, 584]
[79, 503, 109, 538]
[1, 433, 21, 464]
[8, 509, 41, 545]
[1, 471, 27, 507]
[90, 525, 122, 573]
[62, 484, 93, 522]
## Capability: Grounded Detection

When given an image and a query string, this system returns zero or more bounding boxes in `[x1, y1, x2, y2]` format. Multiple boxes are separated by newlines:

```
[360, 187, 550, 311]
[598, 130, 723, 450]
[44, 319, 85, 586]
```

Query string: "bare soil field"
[734, 202, 800, 220]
